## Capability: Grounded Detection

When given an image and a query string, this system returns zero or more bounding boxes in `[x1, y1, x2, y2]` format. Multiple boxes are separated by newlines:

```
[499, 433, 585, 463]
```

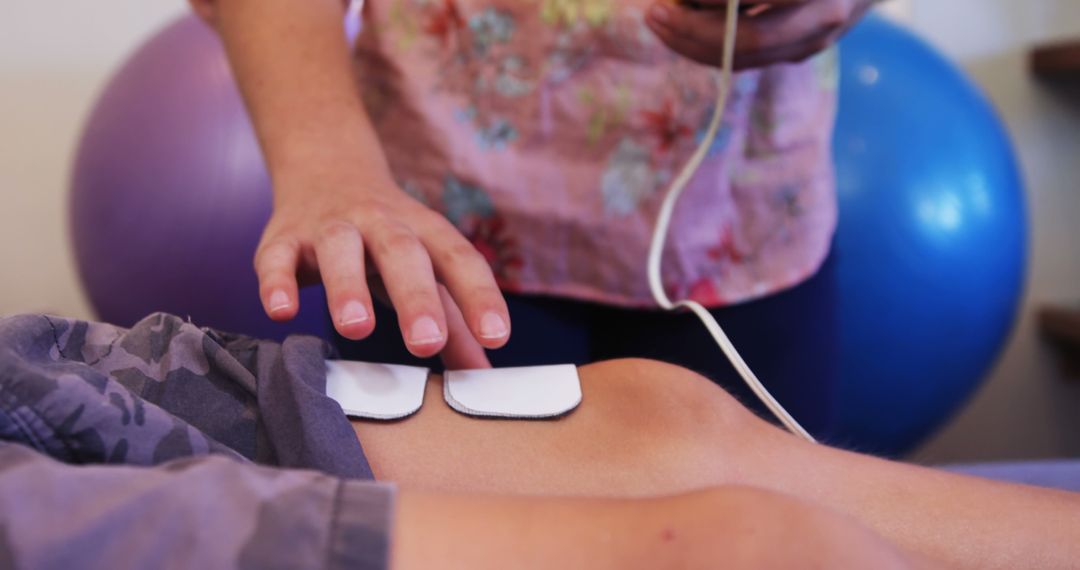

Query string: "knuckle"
[395, 287, 439, 312]
[420, 209, 458, 230]
[254, 235, 299, 266]
[326, 275, 363, 294]
[373, 228, 421, 256]
[354, 198, 392, 220]
[441, 242, 487, 267]
[323, 256, 365, 282]
[471, 286, 505, 306]
[259, 233, 300, 251]
[319, 219, 356, 238]
[316, 219, 359, 246]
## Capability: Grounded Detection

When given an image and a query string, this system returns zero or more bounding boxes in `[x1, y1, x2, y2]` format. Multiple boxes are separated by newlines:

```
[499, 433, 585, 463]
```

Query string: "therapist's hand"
[646, 0, 876, 70]
[255, 168, 509, 367]
[205, 0, 504, 368]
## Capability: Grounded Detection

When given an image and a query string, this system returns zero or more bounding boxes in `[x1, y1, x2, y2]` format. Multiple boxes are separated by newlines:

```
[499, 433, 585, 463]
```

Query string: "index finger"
[254, 236, 302, 322]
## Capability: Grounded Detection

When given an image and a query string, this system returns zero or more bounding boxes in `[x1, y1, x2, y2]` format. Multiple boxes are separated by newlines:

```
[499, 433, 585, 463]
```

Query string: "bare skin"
[357, 360, 1080, 569]
[357, 360, 762, 497]
[393, 486, 916, 570]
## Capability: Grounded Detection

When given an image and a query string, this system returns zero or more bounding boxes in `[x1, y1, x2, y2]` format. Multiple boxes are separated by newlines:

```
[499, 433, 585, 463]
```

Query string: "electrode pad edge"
[444, 364, 582, 419]
[325, 360, 430, 420]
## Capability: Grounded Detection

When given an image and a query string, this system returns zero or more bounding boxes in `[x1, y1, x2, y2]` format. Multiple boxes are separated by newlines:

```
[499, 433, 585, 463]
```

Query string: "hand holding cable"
[646, 0, 877, 70]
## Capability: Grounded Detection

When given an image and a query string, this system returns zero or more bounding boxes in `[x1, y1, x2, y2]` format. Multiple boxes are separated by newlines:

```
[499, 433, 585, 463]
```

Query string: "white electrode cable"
[345, 0, 365, 45]
[345, 0, 814, 441]
[647, 0, 817, 442]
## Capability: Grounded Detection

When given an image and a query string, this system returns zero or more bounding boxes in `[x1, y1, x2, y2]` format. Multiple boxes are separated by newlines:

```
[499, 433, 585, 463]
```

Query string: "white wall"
[877, 0, 912, 21]
[0, 1, 186, 318]
[1, 0, 1078, 462]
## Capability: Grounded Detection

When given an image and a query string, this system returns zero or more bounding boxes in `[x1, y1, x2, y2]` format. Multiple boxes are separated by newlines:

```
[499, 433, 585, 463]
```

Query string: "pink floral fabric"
[352, 0, 838, 307]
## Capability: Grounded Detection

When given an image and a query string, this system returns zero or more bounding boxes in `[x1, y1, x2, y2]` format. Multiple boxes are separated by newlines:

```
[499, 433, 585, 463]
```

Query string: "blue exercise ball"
[817, 15, 1027, 454]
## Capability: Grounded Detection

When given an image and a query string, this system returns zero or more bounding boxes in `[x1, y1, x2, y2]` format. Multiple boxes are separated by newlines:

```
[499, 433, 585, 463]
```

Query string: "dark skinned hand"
[646, 0, 878, 70]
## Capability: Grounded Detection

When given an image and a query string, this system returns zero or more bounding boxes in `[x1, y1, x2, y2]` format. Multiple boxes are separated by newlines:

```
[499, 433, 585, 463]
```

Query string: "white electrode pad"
[443, 364, 582, 419]
[325, 360, 430, 420]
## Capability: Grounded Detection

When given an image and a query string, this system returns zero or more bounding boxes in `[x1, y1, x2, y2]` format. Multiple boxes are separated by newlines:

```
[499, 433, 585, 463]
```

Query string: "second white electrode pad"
[444, 364, 582, 419]
[325, 360, 430, 420]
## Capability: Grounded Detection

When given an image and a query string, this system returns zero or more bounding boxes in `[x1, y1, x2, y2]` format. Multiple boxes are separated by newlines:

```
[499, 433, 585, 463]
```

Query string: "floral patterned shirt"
[352, 0, 838, 307]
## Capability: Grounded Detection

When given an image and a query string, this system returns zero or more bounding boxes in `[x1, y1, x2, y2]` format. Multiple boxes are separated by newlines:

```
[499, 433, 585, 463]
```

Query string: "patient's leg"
[392, 486, 916, 570]
[356, 359, 1080, 569]
[354, 359, 767, 497]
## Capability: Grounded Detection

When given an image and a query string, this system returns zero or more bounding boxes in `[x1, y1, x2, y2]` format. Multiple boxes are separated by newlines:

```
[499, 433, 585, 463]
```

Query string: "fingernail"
[409, 316, 444, 345]
[339, 301, 370, 326]
[649, 3, 671, 24]
[479, 312, 509, 340]
[268, 290, 291, 313]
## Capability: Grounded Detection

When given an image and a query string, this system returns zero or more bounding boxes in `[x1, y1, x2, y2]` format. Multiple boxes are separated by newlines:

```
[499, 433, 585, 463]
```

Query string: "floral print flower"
[707, 226, 745, 264]
[468, 7, 515, 56]
[641, 98, 692, 154]
[773, 184, 803, 217]
[694, 105, 734, 158]
[424, 0, 465, 48]
[442, 176, 495, 227]
[399, 180, 429, 205]
[602, 138, 659, 216]
[492, 56, 533, 97]
[579, 85, 631, 145]
[475, 117, 519, 149]
[467, 216, 524, 288]
[439, 176, 523, 288]
[686, 278, 727, 305]
[540, 0, 615, 28]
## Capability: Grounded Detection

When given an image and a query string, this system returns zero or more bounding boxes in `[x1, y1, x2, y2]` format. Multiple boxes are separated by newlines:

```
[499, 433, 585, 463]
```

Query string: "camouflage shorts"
[0, 313, 391, 569]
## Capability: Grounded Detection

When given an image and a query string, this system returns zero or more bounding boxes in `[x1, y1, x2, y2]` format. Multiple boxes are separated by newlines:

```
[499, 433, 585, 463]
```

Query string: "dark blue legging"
[335, 262, 838, 436]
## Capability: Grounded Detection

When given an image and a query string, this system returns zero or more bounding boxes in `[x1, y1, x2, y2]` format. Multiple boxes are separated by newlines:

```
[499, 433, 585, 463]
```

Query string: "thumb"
[437, 285, 492, 370]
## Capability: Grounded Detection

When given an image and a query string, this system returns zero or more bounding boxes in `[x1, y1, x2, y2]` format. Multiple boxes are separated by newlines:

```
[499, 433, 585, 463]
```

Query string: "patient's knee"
[578, 358, 765, 446]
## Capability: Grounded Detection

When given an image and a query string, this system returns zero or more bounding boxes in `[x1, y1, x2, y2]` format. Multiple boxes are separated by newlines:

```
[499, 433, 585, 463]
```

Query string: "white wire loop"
[646, 0, 816, 442]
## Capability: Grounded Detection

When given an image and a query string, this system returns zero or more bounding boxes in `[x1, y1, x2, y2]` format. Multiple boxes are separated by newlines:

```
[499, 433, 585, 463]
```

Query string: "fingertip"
[476, 311, 511, 348]
[335, 300, 376, 340]
[338, 299, 372, 326]
[265, 289, 298, 322]
[407, 341, 447, 359]
[404, 314, 447, 358]
[478, 336, 510, 350]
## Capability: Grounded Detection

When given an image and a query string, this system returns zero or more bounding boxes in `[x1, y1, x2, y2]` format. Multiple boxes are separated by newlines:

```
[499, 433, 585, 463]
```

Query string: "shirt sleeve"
[0, 443, 394, 570]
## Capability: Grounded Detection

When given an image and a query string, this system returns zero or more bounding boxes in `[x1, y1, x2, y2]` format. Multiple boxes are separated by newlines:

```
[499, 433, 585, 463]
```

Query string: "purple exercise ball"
[71, 16, 328, 340]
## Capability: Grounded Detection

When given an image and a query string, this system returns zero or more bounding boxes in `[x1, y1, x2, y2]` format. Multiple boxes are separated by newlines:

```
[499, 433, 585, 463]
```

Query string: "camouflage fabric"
[0, 313, 392, 569]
